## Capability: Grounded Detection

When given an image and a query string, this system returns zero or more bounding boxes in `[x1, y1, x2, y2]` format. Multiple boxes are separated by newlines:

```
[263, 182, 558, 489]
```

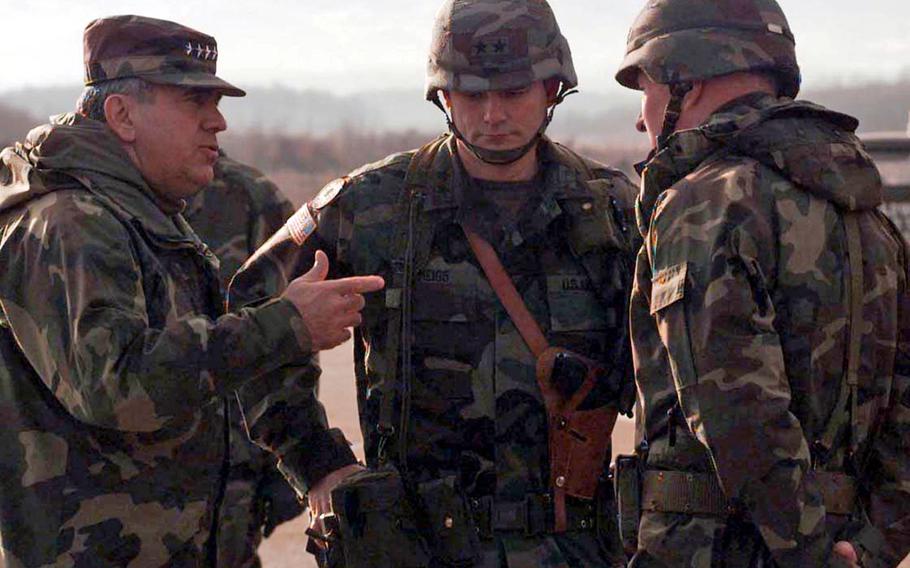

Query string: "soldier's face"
[638, 72, 672, 149]
[446, 81, 549, 152]
[130, 85, 226, 200]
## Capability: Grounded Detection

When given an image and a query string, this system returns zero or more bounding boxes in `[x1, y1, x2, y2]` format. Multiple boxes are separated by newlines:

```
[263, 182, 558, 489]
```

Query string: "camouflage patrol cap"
[616, 0, 801, 98]
[83, 15, 245, 97]
[425, 0, 577, 99]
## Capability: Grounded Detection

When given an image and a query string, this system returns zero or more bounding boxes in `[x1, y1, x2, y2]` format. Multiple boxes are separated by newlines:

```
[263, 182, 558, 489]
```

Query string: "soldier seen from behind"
[230, 0, 640, 566]
[0, 15, 383, 565]
[185, 155, 303, 566]
[613, 0, 910, 566]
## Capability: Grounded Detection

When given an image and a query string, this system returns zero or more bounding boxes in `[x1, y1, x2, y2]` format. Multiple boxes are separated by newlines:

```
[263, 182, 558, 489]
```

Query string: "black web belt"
[641, 469, 857, 517]
[469, 494, 596, 538]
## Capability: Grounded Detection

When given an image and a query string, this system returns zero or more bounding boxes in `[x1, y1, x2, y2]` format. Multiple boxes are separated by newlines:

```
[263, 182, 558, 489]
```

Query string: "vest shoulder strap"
[375, 135, 448, 467]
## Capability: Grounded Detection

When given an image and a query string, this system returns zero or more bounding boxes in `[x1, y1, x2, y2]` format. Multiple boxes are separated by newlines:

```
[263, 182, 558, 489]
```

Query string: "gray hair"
[76, 78, 155, 122]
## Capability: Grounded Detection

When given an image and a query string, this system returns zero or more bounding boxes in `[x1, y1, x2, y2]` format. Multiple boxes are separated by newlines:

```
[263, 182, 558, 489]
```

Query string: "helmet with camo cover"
[425, 0, 576, 99]
[425, 0, 577, 165]
[615, 0, 801, 98]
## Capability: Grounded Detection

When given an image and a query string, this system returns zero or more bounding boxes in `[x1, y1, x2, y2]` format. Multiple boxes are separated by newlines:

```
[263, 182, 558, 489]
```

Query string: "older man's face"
[637, 71, 672, 150]
[129, 85, 225, 201]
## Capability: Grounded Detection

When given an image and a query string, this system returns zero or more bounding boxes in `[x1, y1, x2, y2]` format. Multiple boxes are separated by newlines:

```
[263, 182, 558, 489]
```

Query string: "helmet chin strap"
[656, 81, 693, 150]
[634, 80, 694, 195]
[430, 84, 578, 166]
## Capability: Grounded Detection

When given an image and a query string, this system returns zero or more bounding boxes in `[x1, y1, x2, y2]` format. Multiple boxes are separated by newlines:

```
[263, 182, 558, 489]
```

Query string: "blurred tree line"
[0, 100, 645, 207]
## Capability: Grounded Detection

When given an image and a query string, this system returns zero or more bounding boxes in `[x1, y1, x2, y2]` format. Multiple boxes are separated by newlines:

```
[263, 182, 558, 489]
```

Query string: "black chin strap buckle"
[657, 81, 693, 149]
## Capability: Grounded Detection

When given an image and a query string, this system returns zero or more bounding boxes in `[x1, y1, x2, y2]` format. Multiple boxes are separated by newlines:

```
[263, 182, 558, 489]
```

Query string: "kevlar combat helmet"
[616, 0, 800, 145]
[426, 0, 577, 164]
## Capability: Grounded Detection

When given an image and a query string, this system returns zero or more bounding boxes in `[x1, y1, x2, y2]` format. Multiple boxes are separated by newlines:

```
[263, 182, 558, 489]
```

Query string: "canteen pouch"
[415, 475, 481, 567]
[594, 476, 624, 557]
[613, 454, 642, 556]
[330, 465, 431, 568]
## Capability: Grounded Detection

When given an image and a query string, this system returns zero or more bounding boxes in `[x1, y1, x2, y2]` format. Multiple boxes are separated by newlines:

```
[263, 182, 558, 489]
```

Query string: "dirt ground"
[256, 341, 636, 568]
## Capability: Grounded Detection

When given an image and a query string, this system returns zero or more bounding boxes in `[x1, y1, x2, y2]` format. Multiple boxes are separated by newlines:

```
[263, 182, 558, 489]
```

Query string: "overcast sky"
[2, 0, 908, 103]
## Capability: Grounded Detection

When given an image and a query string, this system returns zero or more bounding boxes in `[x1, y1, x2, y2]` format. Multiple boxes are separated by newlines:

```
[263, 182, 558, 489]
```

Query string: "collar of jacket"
[420, 134, 593, 210]
[417, 134, 596, 251]
[3, 113, 197, 245]
[635, 92, 870, 236]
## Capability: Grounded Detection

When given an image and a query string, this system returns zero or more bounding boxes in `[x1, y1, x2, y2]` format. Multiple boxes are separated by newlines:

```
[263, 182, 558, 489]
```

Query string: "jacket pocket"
[547, 273, 611, 332]
[411, 258, 478, 324]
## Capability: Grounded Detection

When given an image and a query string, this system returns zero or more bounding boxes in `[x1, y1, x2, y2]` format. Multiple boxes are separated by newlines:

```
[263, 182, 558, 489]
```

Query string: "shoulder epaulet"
[549, 140, 632, 184]
[549, 140, 595, 180]
[347, 151, 414, 183]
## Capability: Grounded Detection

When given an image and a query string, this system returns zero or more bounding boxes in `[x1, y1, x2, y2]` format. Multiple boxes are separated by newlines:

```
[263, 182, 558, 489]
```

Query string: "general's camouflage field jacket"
[0, 114, 349, 566]
[630, 93, 910, 567]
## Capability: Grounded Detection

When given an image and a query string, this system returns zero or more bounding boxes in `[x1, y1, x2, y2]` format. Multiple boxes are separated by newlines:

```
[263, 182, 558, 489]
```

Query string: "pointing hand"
[282, 250, 384, 351]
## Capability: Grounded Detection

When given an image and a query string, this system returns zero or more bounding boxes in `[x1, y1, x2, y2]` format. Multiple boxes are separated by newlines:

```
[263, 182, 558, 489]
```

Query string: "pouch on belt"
[330, 465, 431, 567]
[415, 475, 481, 567]
[612, 453, 641, 556]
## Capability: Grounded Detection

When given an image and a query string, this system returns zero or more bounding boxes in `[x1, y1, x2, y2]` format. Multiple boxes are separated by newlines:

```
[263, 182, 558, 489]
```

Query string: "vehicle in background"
[861, 119, 910, 240]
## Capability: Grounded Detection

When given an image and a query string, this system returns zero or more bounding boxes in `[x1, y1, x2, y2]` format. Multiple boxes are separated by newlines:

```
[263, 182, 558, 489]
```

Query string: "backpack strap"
[844, 213, 864, 456]
[815, 212, 864, 463]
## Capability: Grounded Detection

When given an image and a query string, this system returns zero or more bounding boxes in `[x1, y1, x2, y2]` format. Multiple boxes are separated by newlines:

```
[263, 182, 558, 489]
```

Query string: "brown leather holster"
[463, 228, 619, 532]
[537, 348, 618, 530]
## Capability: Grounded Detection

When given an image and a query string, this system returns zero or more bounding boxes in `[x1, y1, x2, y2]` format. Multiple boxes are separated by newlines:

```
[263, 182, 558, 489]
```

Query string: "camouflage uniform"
[0, 16, 354, 566]
[231, 2, 639, 565]
[184, 154, 301, 567]
[232, 133, 637, 567]
[616, 1, 910, 565]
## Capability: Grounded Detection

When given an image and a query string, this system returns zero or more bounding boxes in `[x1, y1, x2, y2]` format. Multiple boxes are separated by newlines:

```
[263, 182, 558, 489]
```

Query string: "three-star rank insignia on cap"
[185, 41, 218, 60]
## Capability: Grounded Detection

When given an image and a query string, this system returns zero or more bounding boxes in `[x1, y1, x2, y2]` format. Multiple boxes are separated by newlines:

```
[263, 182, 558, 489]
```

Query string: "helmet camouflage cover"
[616, 0, 801, 98]
[425, 0, 577, 100]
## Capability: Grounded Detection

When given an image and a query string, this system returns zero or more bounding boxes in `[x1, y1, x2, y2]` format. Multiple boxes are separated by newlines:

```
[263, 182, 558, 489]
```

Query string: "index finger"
[326, 275, 386, 295]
